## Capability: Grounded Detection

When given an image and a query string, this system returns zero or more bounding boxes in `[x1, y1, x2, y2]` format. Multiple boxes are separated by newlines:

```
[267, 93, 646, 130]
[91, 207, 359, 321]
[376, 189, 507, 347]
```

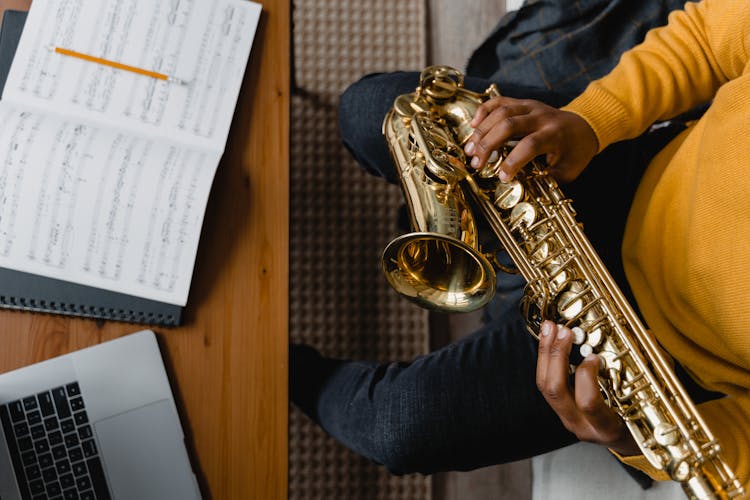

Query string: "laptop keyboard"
[0, 382, 111, 500]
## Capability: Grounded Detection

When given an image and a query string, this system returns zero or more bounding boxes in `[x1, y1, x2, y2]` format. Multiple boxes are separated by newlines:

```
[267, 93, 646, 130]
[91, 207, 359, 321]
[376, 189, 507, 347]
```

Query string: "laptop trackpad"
[95, 399, 199, 500]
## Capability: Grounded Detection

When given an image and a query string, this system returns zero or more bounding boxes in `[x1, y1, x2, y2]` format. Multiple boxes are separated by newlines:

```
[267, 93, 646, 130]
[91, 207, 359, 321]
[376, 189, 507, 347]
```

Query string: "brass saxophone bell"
[382, 232, 496, 312]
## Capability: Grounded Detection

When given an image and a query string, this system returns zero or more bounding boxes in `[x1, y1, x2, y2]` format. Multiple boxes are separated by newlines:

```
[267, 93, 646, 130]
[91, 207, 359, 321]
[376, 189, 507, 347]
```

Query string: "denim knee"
[338, 72, 421, 183]
[366, 401, 438, 475]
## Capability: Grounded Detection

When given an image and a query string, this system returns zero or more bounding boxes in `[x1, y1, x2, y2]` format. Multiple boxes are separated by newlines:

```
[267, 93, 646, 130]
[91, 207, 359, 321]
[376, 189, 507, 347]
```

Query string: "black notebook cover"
[0, 11, 183, 326]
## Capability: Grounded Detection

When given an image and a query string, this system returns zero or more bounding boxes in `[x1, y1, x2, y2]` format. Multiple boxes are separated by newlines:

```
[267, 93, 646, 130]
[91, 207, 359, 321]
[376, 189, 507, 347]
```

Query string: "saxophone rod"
[528, 174, 699, 416]
[559, 205, 743, 492]
[555, 202, 745, 490]
[545, 191, 710, 451]
[528, 170, 744, 491]
[554, 196, 716, 439]
[531, 177, 699, 444]
[462, 176, 539, 283]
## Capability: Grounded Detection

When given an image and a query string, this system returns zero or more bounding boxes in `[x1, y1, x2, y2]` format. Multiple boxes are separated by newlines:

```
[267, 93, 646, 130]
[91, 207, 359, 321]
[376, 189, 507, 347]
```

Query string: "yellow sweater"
[563, 0, 750, 494]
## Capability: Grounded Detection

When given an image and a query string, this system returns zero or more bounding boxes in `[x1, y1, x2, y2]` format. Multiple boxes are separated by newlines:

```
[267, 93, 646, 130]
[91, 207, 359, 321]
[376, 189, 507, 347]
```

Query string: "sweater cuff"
[609, 449, 672, 482]
[561, 85, 633, 153]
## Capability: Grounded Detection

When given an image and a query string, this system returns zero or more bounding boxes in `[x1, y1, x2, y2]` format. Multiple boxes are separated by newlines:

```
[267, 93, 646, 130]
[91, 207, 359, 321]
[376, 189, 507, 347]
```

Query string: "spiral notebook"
[0, 1, 261, 326]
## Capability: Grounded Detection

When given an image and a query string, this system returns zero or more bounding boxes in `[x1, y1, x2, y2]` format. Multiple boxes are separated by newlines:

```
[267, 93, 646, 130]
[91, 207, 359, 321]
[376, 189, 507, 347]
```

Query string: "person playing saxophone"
[463, 0, 750, 488]
[291, 0, 750, 494]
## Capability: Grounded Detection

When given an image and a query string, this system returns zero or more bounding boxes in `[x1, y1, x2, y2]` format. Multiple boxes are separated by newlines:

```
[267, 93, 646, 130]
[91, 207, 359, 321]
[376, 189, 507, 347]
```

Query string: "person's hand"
[536, 321, 640, 456]
[463, 96, 598, 183]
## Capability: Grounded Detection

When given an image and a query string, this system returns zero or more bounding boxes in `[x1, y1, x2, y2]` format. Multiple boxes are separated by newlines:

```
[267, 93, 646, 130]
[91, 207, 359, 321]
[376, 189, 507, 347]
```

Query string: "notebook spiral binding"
[0, 293, 178, 326]
[0, 266, 183, 326]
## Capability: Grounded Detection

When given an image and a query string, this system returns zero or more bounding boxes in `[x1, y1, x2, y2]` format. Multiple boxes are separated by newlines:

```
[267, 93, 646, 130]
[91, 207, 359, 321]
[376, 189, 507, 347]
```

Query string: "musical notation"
[5, 0, 258, 149]
[138, 149, 205, 292]
[0, 0, 259, 306]
[0, 110, 40, 258]
[0, 106, 220, 305]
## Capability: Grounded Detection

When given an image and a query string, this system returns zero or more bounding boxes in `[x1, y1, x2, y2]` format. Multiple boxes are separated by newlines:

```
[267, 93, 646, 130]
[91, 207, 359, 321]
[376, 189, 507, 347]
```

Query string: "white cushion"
[532, 442, 683, 500]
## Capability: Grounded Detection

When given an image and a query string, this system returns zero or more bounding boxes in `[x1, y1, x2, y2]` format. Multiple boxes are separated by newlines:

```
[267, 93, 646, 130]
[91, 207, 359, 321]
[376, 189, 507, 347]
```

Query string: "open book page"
[2, 0, 261, 152]
[0, 102, 219, 306]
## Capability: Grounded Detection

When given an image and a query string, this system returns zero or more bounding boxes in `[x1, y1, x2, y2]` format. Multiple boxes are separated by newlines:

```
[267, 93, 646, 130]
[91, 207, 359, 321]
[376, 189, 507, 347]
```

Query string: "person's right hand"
[463, 96, 599, 183]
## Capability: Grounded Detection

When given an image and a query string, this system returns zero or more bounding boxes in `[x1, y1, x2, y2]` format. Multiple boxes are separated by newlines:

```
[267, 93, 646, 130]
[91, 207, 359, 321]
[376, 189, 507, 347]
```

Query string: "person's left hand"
[536, 320, 640, 456]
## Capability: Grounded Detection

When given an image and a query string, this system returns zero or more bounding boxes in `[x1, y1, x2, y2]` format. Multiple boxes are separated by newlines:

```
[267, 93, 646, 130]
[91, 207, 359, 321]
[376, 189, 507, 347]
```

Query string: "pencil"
[51, 46, 188, 85]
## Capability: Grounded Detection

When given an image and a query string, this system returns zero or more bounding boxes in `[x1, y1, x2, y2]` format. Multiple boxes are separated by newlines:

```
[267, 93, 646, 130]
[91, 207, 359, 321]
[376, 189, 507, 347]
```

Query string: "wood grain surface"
[0, 1, 289, 499]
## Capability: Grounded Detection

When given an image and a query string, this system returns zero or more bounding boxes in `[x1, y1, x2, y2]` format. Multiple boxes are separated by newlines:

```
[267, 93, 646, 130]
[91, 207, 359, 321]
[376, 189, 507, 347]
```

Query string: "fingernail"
[556, 324, 568, 340]
[498, 169, 510, 182]
[465, 142, 475, 155]
[586, 354, 604, 370]
[471, 156, 480, 168]
[541, 322, 553, 337]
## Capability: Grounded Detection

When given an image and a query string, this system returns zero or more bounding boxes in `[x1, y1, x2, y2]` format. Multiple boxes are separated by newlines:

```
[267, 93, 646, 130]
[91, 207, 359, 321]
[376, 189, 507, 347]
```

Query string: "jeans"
[290, 71, 720, 475]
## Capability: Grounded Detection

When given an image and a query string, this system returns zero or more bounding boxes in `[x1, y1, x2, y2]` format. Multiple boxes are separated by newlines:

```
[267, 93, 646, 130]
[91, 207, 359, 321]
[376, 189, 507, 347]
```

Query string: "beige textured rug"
[289, 1, 431, 499]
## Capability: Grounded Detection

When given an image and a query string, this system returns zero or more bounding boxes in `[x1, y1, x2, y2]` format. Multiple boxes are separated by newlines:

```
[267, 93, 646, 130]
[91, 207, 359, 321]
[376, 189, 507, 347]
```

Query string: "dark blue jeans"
[290, 72, 717, 475]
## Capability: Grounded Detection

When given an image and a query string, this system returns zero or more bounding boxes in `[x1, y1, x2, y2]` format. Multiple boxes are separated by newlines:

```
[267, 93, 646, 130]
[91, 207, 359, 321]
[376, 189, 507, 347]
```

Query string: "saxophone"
[380, 66, 744, 499]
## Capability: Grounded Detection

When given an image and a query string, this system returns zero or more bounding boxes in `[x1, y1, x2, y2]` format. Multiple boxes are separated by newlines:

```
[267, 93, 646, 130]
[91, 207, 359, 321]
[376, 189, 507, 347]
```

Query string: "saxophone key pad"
[579, 343, 594, 358]
[494, 179, 523, 209]
[509, 202, 536, 229]
[526, 238, 550, 263]
[671, 460, 692, 482]
[653, 422, 680, 447]
[581, 313, 605, 346]
[598, 350, 623, 372]
[545, 262, 569, 290]
[556, 281, 586, 320]
[571, 326, 586, 345]
[585, 327, 604, 347]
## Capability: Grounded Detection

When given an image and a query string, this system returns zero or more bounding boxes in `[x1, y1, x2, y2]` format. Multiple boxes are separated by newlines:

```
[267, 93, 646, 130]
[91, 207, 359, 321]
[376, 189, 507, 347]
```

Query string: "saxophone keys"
[575, 328, 606, 360]
[670, 459, 692, 482]
[493, 179, 524, 209]
[598, 350, 623, 372]
[545, 262, 570, 290]
[585, 327, 604, 347]
[529, 240, 550, 262]
[653, 422, 680, 446]
[581, 313, 607, 346]
[557, 282, 585, 320]
[477, 150, 503, 178]
[579, 343, 594, 358]
[510, 202, 537, 229]
[571, 326, 586, 345]
[394, 94, 429, 117]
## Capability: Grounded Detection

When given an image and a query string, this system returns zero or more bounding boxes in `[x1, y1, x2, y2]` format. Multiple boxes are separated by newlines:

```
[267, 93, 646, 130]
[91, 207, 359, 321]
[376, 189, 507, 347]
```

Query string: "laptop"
[0, 330, 202, 500]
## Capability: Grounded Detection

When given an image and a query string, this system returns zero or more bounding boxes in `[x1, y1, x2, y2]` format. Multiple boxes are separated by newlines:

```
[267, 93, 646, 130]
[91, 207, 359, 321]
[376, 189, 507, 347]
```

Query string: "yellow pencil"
[51, 46, 188, 85]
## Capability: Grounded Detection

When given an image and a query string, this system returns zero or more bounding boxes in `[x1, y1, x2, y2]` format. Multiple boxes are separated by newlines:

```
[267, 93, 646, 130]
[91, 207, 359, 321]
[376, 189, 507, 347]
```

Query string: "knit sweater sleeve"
[562, 0, 750, 152]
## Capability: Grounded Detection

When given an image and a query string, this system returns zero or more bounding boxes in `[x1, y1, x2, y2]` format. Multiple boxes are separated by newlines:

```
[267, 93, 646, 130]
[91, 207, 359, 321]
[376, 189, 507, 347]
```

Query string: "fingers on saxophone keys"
[499, 132, 550, 181]
[537, 322, 576, 416]
[574, 355, 623, 441]
[466, 105, 535, 178]
[575, 355, 607, 415]
[470, 96, 518, 127]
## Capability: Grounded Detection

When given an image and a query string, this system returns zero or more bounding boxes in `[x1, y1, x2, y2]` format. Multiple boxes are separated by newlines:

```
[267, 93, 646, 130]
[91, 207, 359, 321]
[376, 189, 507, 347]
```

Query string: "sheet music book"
[0, 0, 262, 325]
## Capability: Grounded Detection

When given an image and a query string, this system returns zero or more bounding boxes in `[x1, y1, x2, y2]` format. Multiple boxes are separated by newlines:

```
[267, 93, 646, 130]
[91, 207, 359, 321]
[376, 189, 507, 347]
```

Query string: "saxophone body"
[381, 66, 744, 499]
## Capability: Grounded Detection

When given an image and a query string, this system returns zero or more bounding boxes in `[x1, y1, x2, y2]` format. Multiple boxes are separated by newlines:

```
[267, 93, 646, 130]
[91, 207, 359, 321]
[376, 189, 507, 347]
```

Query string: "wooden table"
[0, 1, 289, 498]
